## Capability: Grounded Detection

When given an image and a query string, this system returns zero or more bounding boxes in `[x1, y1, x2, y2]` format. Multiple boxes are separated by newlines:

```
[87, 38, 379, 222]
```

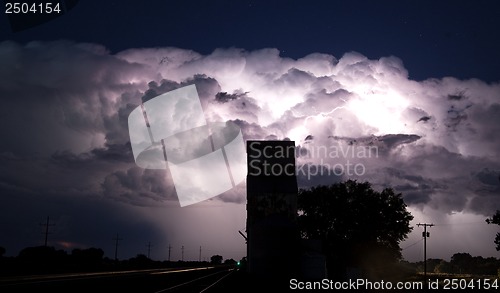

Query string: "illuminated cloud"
[1, 40, 500, 211]
[0, 40, 499, 259]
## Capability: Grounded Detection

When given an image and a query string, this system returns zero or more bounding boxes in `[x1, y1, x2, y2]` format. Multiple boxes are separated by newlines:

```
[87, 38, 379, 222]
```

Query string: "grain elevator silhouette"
[245, 140, 301, 278]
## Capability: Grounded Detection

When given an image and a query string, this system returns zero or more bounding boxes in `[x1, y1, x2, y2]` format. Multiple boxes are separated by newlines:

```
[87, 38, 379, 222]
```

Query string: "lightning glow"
[347, 91, 410, 134]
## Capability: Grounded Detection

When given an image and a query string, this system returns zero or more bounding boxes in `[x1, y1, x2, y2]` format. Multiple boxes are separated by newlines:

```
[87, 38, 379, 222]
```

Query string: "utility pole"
[147, 242, 153, 259]
[40, 216, 55, 246]
[168, 244, 171, 262]
[113, 234, 123, 262]
[199, 246, 201, 262]
[417, 223, 434, 283]
[181, 245, 184, 261]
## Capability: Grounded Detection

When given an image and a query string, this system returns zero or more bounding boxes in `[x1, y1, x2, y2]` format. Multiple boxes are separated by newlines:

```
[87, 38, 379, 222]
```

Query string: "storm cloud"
[1, 40, 499, 260]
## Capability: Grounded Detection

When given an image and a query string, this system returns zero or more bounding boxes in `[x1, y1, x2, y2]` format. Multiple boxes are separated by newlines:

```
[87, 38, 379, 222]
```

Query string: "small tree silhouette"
[210, 255, 223, 265]
[486, 210, 500, 251]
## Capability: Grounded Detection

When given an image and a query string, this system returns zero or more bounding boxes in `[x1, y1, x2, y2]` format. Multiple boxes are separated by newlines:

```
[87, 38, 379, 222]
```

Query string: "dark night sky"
[0, 0, 499, 262]
[2, 0, 500, 82]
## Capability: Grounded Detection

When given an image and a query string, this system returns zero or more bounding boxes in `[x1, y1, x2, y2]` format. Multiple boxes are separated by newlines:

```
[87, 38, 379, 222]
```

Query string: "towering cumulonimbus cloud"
[0, 40, 499, 218]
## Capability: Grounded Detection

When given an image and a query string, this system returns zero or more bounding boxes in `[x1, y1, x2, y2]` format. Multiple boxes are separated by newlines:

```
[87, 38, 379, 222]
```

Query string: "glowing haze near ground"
[0, 41, 499, 262]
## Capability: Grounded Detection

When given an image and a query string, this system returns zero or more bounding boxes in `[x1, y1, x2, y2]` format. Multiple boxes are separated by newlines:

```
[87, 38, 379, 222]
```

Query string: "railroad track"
[152, 268, 235, 293]
[0, 266, 238, 293]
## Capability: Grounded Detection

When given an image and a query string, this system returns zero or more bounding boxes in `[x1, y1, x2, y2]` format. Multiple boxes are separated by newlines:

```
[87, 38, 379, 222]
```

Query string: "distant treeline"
[407, 253, 500, 276]
[0, 245, 237, 276]
[1, 245, 498, 279]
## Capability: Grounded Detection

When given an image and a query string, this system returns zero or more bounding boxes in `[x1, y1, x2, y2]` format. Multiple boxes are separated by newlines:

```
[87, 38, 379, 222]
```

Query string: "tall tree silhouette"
[486, 210, 500, 251]
[298, 180, 413, 278]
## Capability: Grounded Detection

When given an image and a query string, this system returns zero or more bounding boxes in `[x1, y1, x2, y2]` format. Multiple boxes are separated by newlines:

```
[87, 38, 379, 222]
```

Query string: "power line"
[417, 223, 434, 284]
[146, 242, 153, 259]
[39, 216, 55, 247]
[168, 244, 171, 262]
[402, 238, 423, 250]
[112, 234, 123, 261]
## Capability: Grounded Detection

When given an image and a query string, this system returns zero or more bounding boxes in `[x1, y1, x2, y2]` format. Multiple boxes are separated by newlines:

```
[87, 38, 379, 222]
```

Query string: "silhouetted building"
[246, 140, 300, 278]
